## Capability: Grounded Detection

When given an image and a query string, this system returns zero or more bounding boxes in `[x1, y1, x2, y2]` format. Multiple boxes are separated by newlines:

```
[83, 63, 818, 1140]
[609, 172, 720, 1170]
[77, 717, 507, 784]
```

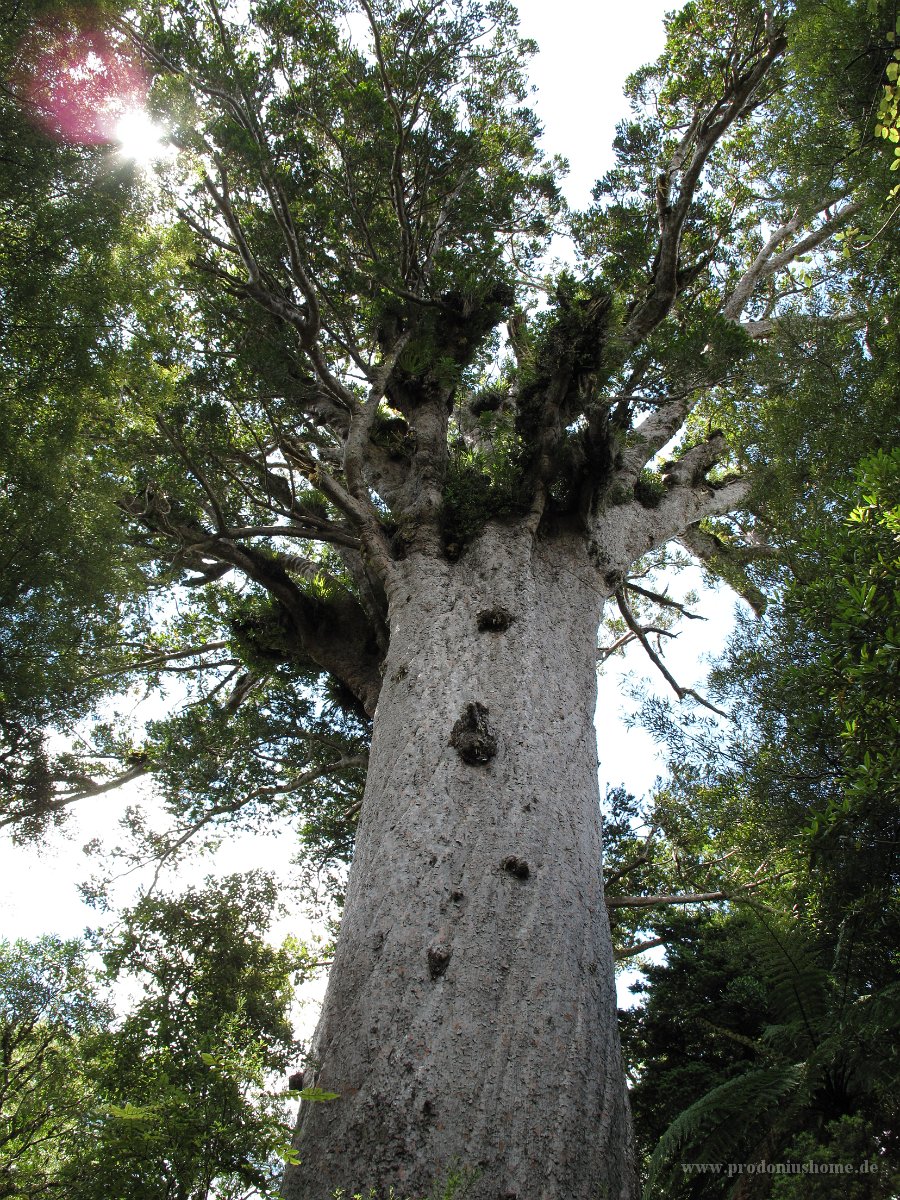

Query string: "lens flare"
[18, 15, 148, 146]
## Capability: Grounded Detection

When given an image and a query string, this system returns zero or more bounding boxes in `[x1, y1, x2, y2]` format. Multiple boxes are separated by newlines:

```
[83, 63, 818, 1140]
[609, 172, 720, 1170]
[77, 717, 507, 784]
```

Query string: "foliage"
[629, 911, 900, 1199]
[0, 937, 109, 1199]
[0, 875, 304, 1200]
[614, 451, 900, 1194]
[811, 449, 900, 824]
[874, 14, 900, 186]
[3, 0, 900, 1187]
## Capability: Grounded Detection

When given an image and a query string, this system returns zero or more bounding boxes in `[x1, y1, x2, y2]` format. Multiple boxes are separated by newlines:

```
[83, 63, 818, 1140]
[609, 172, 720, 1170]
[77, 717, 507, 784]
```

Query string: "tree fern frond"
[843, 980, 900, 1037]
[748, 918, 830, 1046]
[643, 1065, 804, 1199]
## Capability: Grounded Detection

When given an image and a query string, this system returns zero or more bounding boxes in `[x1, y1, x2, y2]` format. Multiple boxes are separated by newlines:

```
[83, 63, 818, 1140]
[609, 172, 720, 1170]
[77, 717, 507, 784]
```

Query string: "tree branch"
[723, 198, 862, 321]
[0, 763, 150, 831]
[676, 521, 777, 614]
[614, 936, 668, 961]
[624, 29, 787, 346]
[624, 581, 706, 620]
[606, 875, 769, 909]
[614, 589, 729, 718]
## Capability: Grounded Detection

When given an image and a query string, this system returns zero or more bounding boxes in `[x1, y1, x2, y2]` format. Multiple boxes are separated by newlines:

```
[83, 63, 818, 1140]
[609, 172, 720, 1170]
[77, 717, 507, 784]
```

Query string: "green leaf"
[296, 1086, 340, 1102]
[107, 1102, 155, 1122]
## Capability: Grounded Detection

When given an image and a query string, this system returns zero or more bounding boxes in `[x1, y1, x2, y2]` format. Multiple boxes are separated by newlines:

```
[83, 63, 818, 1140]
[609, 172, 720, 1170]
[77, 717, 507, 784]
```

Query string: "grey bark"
[284, 524, 635, 1200]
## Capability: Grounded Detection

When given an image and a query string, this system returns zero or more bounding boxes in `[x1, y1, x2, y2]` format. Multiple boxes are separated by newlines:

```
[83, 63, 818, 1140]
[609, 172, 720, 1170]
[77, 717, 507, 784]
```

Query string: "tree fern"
[643, 1065, 805, 1199]
[748, 915, 831, 1050]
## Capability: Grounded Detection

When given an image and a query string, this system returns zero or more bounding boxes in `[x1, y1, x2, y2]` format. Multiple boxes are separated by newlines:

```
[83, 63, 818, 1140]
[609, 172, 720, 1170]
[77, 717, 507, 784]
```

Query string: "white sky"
[1, 0, 737, 1018]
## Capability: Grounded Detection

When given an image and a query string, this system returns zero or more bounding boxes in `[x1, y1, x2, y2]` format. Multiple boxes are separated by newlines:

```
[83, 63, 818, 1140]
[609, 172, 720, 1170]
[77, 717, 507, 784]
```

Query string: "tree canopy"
[2, 0, 897, 862]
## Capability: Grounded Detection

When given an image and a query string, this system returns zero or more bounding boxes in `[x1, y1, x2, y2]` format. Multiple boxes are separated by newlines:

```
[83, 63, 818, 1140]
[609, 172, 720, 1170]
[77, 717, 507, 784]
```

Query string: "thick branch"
[619, 389, 698, 478]
[677, 521, 777, 614]
[120, 496, 385, 713]
[645, 474, 754, 555]
[624, 31, 787, 346]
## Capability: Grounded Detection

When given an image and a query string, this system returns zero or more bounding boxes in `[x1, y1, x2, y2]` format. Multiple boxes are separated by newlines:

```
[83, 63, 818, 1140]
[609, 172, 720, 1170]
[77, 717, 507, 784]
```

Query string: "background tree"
[0, 0, 156, 835]
[612, 447, 900, 1195]
[0, 937, 107, 1199]
[0, 874, 304, 1200]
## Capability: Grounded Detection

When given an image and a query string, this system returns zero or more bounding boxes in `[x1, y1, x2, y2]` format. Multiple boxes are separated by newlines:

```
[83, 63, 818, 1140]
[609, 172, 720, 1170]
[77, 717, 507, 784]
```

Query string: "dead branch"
[614, 589, 730, 719]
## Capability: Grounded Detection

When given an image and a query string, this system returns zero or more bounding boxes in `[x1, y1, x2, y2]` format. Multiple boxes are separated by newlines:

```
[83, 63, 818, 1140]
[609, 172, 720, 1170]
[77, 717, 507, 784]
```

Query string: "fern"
[643, 1065, 804, 1199]
[748, 916, 831, 1049]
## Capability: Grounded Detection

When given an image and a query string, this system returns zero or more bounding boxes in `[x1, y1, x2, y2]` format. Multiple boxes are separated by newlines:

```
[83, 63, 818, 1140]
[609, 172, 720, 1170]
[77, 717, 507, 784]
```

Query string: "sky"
[0, 0, 742, 1019]
[514, 0, 677, 209]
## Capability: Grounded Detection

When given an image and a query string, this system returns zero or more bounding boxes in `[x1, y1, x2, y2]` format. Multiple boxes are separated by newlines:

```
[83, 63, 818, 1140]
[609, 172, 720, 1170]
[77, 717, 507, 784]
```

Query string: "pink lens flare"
[19, 14, 148, 146]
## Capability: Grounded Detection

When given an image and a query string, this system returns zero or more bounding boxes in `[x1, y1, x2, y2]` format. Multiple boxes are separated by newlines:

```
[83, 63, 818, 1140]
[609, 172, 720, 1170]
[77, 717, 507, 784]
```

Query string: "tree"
[72, 874, 302, 1200]
[0, 937, 108, 1198]
[3, 0, 899, 1195]
[0, 876, 303, 1200]
[0, 0, 153, 835]
[614, 446, 900, 1195]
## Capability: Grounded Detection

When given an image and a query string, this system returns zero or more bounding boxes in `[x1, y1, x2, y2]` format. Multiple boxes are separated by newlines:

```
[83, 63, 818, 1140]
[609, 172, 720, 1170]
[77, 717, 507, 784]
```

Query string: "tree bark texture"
[284, 525, 635, 1200]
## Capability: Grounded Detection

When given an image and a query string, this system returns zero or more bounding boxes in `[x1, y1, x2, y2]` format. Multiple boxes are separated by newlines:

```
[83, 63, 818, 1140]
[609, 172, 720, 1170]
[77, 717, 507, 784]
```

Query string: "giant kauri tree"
[2, 0, 898, 1195]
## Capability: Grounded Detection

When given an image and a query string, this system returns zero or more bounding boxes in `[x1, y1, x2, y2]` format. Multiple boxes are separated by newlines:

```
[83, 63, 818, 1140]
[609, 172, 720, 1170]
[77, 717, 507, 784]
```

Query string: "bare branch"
[624, 581, 706, 620]
[604, 829, 661, 889]
[597, 631, 639, 662]
[614, 589, 730, 718]
[614, 936, 668, 961]
[93, 641, 231, 679]
[606, 874, 771, 909]
[280, 440, 396, 586]
[359, 0, 417, 281]
[115, 753, 368, 897]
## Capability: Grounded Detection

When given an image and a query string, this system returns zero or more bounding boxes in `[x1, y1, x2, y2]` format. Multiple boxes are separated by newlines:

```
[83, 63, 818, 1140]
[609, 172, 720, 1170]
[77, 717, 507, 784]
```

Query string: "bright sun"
[113, 108, 172, 168]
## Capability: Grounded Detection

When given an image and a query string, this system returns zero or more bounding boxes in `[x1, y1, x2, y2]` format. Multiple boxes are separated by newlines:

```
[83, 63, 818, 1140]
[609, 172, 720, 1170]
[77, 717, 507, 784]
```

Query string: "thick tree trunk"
[284, 524, 635, 1200]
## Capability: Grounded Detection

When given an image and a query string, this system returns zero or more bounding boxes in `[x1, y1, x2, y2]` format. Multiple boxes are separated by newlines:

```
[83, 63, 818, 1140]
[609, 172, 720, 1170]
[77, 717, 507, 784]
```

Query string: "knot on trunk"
[288, 1070, 305, 1091]
[427, 944, 451, 979]
[476, 606, 514, 632]
[449, 702, 497, 765]
[500, 855, 530, 880]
